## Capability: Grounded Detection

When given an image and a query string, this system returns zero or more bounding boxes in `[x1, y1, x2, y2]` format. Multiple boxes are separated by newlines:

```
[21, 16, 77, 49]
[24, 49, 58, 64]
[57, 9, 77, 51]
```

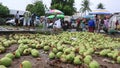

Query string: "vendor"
[53, 18, 62, 31]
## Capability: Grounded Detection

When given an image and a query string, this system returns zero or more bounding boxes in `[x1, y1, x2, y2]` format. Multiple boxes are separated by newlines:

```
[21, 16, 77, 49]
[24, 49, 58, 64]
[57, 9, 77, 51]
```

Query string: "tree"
[80, 0, 91, 15]
[26, 0, 45, 16]
[0, 3, 9, 17]
[50, 0, 76, 15]
[97, 3, 105, 9]
[26, 4, 34, 13]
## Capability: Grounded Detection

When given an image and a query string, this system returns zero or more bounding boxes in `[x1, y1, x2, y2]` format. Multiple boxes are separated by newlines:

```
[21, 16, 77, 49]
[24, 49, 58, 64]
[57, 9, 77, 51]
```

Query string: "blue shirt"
[88, 19, 95, 27]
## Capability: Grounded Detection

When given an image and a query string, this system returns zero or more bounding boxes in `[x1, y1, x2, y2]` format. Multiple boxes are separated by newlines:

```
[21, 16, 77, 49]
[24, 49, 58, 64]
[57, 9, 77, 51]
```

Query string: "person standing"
[76, 18, 81, 31]
[53, 18, 62, 31]
[23, 11, 31, 28]
[62, 21, 69, 31]
[88, 18, 95, 32]
[15, 11, 20, 26]
[31, 13, 36, 27]
[96, 15, 104, 32]
[103, 17, 109, 33]
[115, 20, 119, 30]
[53, 19, 62, 28]
[80, 18, 86, 31]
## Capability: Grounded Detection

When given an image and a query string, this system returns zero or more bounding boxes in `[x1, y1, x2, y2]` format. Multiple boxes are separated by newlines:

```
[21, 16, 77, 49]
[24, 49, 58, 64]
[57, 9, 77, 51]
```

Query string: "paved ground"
[0, 26, 120, 34]
[0, 26, 36, 31]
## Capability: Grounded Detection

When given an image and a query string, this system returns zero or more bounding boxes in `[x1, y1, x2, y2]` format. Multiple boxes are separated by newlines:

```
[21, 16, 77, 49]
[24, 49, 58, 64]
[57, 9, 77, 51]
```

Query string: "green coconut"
[31, 49, 39, 57]
[52, 48, 58, 54]
[89, 60, 100, 68]
[107, 53, 113, 58]
[3, 42, 10, 47]
[49, 52, 55, 59]
[0, 46, 5, 53]
[23, 45, 29, 49]
[79, 49, 86, 54]
[20, 60, 32, 68]
[73, 56, 82, 65]
[14, 50, 21, 58]
[64, 48, 71, 54]
[36, 44, 42, 49]
[5, 53, 15, 59]
[117, 56, 120, 63]
[57, 46, 63, 51]
[100, 49, 111, 56]
[60, 54, 67, 63]
[66, 54, 74, 62]
[0, 65, 7, 68]
[17, 48, 24, 54]
[23, 49, 31, 55]
[56, 52, 63, 58]
[0, 57, 12, 67]
[84, 57, 91, 64]
[44, 46, 50, 51]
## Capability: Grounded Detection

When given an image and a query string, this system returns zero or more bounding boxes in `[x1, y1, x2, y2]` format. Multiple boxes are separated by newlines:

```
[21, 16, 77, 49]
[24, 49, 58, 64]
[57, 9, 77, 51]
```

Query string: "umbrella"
[89, 9, 111, 15]
[47, 14, 64, 19]
[57, 14, 64, 18]
[46, 9, 64, 14]
[47, 15, 55, 19]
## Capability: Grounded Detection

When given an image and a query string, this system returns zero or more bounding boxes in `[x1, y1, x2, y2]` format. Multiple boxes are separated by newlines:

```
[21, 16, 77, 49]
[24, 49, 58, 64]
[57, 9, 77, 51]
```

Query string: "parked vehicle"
[6, 17, 24, 26]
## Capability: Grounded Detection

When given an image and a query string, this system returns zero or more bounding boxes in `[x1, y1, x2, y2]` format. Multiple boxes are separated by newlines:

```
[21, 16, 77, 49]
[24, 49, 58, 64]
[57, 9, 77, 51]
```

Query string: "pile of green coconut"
[0, 32, 120, 68]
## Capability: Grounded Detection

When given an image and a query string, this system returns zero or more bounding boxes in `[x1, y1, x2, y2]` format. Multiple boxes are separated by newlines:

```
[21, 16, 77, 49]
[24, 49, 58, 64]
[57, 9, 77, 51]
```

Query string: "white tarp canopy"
[109, 14, 120, 30]
[89, 9, 111, 15]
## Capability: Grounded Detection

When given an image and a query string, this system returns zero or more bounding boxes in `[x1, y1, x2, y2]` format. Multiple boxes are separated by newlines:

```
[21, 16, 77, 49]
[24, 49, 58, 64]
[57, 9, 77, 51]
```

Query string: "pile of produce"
[0, 32, 120, 68]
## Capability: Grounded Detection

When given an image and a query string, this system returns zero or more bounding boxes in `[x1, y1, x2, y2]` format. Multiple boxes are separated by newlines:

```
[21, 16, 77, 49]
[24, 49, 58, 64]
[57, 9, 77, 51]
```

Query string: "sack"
[117, 25, 120, 29]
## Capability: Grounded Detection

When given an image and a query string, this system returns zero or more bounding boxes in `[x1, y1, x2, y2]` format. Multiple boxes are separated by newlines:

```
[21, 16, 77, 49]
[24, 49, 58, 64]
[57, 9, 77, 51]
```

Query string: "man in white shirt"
[23, 11, 31, 27]
[53, 18, 62, 31]
[15, 11, 20, 26]
[53, 19, 62, 28]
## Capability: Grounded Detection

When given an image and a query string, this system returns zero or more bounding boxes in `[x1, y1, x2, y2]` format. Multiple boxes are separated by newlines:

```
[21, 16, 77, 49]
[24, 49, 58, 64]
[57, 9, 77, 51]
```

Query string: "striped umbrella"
[46, 9, 64, 14]
[89, 9, 111, 15]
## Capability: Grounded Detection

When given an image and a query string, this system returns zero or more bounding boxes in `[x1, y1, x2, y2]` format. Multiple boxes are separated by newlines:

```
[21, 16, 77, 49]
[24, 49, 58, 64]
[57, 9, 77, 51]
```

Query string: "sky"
[0, 0, 120, 13]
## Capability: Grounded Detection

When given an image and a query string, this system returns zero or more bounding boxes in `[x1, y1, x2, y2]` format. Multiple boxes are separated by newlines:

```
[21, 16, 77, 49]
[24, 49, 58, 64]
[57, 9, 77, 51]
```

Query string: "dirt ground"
[0, 33, 120, 68]
[1, 44, 120, 68]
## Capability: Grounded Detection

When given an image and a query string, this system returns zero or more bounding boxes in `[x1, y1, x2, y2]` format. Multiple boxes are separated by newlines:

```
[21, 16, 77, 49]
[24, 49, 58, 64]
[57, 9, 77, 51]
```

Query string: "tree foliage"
[26, 0, 45, 16]
[97, 3, 105, 9]
[26, 4, 34, 13]
[50, 0, 76, 15]
[80, 0, 91, 15]
[0, 3, 9, 17]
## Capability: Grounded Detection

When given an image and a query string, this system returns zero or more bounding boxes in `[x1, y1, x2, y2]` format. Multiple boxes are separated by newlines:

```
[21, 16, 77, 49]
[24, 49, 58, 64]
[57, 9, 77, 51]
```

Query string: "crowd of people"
[14, 11, 40, 28]
[46, 14, 120, 34]
[14, 11, 119, 34]
[75, 15, 118, 33]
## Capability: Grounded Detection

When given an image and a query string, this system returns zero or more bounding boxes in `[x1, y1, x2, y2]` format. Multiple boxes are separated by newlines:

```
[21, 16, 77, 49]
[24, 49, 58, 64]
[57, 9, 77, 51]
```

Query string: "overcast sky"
[0, 0, 120, 13]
